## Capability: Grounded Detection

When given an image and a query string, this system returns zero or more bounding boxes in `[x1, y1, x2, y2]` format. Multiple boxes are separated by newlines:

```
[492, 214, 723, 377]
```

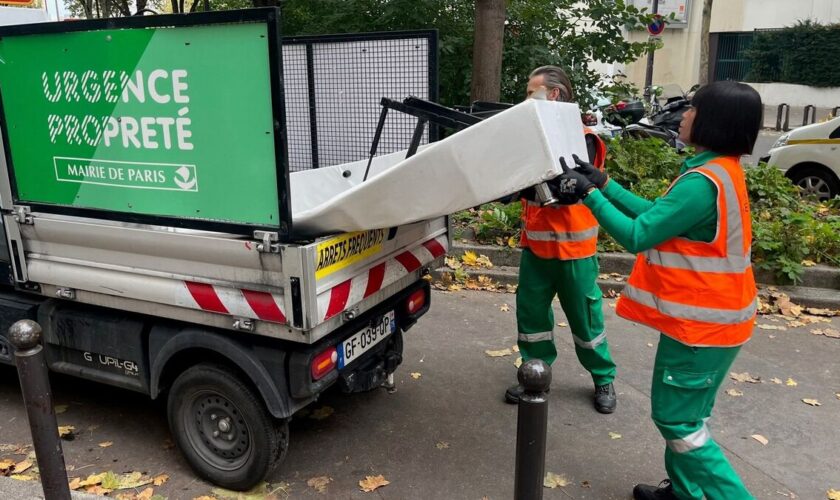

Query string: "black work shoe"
[594, 382, 617, 414]
[633, 480, 678, 500]
[504, 383, 550, 404]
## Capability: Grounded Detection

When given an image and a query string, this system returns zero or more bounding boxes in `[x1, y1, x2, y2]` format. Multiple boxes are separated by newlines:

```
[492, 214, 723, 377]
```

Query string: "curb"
[0, 477, 99, 500]
[434, 243, 840, 309]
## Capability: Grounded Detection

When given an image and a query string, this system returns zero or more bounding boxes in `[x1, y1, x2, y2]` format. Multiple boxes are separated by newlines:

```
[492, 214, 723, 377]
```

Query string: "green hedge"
[745, 21, 840, 87]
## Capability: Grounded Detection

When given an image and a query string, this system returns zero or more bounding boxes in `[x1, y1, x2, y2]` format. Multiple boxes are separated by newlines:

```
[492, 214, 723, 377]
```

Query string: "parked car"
[761, 116, 840, 201]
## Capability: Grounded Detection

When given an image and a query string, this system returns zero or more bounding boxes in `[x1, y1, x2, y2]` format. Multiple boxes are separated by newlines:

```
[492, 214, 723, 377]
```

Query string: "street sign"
[0, 10, 290, 233]
[648, 14, 666, 35]
[0, 0, 35, 5]
[630, 0, 690, 28]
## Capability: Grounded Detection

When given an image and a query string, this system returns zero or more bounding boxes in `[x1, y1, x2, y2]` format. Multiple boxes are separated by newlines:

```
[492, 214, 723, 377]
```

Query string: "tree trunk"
[698, 0, 713, 85]
[470, 0, 506, 102]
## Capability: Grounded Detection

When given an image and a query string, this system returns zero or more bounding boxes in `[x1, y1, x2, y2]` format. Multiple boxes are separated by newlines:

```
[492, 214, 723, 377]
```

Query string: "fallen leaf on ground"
[802, 398, 821, 406]
[609, 432, 622, 440]
[116, 487, 156, 500]
[0, 459, 14, 471]
[152, 474, 169, 486]
[598, 274, 610, 280]
[54, 404, 69, 414]
[410, 372, 422, 379]
[461, 251, 479, 267]
[485, 348, 512, 357]
[193, 497, 216, 500]
[757, 324, 786, 331]
[359, 474, 390, 492]
[514, 357, 523, 368]
[10, 474, 34, 481]
[836, 393, 840, 400]
[786, 378, 798, 387]
[309, 406, 335, 420]
[307, 475, 331, 493]
[444, 256, 461, 270]
[730, 372, 761, 383]
[98, 441, 113, 448]
[751, 434, 769, 445]
[436, 441, 450, 449]
[85, 484, 113, 495]
[500, 304, 510, 312]
[726, 389, 744, 397]
[13, 460, 32, 474]
[646, 343, 654, 347]
[75, 473, 106, 488]
[801, 260, 816, 267]
[770, 378, 783, 384]
[58, 425, 75, 438]
[827, 488, 840, 500]
[556, 322, 567, 327]
[811, 328, 840, 338]
[512, 345, 519, 352]
[69, 478, 82, 490]
[805, 307, 837, 317]
[581, 480, 591, 488]
[543, 472, 569, 488]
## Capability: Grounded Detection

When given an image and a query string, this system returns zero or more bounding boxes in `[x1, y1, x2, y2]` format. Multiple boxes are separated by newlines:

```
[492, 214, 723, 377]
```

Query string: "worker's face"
[679, 105, 696, 144]
[526, 75, 562, 101]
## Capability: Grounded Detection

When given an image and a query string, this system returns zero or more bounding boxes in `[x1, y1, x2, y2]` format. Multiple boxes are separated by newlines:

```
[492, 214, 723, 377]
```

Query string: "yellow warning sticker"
[315, 229, 387, 280]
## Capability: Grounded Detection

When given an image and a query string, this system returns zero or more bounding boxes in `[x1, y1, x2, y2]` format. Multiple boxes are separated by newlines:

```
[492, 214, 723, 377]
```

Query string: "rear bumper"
[287, 279, 430, 399]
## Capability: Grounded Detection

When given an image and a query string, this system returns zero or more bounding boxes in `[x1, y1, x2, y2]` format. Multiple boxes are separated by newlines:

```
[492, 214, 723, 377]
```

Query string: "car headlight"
[772, 134, 789, 149]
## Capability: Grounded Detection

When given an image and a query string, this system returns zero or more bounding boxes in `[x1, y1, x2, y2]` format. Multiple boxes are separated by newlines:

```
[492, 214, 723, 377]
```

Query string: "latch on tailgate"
[254, 231, 280, 253]
[12, 205, 33, 225]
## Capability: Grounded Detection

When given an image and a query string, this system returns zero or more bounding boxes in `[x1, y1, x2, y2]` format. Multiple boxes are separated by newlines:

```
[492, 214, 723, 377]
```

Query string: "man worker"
[505, 65, 617, 414]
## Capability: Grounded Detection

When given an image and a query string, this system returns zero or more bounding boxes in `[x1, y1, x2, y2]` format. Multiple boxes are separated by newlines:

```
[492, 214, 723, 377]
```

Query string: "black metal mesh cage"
[281, 31, 437, 172]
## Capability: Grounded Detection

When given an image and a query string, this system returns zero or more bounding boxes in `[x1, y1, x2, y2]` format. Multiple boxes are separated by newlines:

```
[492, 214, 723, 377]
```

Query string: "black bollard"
[514, 359, 551, 500]
[9, 319, 71, 500]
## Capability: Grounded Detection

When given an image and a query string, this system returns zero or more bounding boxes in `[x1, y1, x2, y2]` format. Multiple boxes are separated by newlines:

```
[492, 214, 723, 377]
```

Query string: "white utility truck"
[0, 9, 447, 489]
[0, 7, 588, 490]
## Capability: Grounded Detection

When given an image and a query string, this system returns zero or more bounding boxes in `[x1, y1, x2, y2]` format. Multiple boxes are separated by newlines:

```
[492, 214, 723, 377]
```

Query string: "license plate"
[337, 311, 395, 369]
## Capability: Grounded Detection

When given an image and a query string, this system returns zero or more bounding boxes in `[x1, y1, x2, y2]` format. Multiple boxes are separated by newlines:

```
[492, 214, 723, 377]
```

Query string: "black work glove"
[547, 157, 596, 204]
[572, 154, 609, 188]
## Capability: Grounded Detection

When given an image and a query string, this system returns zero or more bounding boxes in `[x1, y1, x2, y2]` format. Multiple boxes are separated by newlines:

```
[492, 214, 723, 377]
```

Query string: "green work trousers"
[651, 334, 754, 500]
[516, 249, 616, 387]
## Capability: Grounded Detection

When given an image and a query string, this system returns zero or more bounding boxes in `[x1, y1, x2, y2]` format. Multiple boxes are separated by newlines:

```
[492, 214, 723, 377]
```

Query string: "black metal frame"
[282, 29, 439, 169]
[0, 8, 293, 238]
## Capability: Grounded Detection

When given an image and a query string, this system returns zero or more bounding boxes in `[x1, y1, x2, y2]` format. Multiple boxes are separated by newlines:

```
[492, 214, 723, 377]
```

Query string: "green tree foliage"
[745, 21, 840, 88]
[278, 0, 656, 108]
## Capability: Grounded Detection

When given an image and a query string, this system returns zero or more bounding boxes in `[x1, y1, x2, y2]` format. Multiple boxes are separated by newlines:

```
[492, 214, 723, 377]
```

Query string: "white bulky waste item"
[290, 99, 589, 236]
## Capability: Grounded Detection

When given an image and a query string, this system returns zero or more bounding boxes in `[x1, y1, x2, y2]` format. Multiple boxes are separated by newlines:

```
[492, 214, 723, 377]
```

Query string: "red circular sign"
[648, 15, 666, 36]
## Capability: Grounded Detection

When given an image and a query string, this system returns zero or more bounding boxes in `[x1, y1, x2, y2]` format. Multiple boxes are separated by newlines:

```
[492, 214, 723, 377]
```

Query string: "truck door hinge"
[12, 206, 33, 225]
[253, 231, 280, 253]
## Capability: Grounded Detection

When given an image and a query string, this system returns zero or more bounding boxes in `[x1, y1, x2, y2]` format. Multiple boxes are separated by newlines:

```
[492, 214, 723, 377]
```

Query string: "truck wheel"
[166, 363, 288, 490]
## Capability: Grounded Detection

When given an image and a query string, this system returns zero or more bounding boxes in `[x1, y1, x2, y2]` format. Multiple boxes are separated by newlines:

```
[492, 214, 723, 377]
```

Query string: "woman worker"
[552, 81, 762, 500]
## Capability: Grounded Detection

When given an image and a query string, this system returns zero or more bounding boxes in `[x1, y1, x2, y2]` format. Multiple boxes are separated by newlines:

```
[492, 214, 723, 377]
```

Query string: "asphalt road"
[1, 290, 838, 499]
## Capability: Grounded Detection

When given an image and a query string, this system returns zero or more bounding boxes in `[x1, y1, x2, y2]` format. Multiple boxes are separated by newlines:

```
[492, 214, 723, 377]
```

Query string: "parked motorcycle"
[604, 84, 699, 150]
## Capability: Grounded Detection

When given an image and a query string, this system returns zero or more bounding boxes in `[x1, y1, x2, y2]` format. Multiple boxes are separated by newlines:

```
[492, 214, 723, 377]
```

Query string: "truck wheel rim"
[185, 390, 252, 471]
[797, 176, 830, 200]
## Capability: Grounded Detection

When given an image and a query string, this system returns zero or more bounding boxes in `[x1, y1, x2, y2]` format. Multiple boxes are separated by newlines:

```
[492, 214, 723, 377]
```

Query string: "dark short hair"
[529, 65, 574, 102]
[690, 81, 763, 156]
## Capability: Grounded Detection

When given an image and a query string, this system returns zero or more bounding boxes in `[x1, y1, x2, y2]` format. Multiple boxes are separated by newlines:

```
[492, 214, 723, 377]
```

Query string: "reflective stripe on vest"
[520, 130, 604, 261]
[622, 284, 757, 324]
[616, 157, 757, 347]
[524, 227, 599, 242]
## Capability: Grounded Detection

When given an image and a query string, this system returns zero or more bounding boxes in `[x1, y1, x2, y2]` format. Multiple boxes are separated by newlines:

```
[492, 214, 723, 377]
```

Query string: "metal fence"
[281, 31, 438, 171]
[714, 32, 753, 82]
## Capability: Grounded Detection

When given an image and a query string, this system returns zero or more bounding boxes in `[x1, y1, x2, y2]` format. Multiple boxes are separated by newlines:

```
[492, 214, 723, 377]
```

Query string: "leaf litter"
[543, 472, 569, 488]
[358, 474, 389, 492]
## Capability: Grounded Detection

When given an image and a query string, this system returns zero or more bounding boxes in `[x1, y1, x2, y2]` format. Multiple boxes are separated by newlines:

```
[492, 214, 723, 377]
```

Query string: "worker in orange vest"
[504, 66, 617, 415]
[552, 80, 761, 499]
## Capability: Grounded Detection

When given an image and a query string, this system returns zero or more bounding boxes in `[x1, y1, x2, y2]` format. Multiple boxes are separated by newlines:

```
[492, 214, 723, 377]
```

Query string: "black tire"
[787, 165, 840, 201]
[166, 364, 289, 491]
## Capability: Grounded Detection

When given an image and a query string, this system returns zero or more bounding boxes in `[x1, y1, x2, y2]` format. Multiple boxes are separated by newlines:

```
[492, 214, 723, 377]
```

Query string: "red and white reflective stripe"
[180, 281, 287, 324]
[316, 235, 448, 322]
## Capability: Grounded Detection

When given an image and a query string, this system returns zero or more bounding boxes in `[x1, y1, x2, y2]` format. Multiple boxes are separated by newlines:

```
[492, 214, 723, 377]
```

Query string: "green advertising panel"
[0, 11, 286, 231]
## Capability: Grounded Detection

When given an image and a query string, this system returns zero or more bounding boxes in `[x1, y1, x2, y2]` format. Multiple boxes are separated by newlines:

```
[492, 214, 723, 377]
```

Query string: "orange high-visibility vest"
[520, 129, 607, 260]
[616, 156, 757, 347]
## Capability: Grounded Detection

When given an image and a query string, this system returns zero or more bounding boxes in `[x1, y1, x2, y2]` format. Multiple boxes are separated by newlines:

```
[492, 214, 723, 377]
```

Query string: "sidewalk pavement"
[0, 290, 838, 499]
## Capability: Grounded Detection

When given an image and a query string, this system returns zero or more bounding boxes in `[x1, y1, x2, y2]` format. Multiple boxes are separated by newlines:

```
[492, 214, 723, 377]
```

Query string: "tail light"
[311, 346, 337, 380]
[406, 289, 426, 315]
[582, 113, 597, 126]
